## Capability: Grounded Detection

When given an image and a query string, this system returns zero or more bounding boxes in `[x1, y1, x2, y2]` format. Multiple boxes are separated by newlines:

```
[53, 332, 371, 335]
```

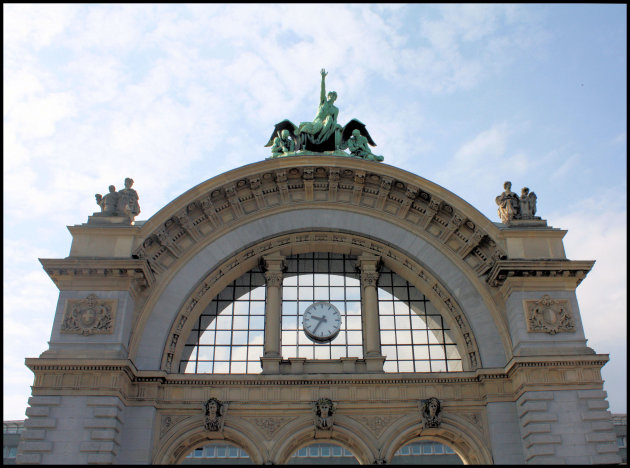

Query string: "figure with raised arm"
[295, 69, 341, 150]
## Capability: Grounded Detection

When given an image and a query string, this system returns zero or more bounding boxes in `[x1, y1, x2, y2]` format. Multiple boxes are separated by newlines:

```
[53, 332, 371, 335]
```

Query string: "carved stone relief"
[353, 415, 399, 438]
[419, 397, 442, 429]
[247, 417, 296, 439]
[204, 397, 228, 432]
[313, 398, 336, 431]
[524, 295, 575, 335]
[61, 294, 116, 335]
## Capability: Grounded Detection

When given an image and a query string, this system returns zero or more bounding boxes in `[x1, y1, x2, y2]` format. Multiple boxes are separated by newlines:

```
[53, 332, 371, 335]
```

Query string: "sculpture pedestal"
[87, 214, 132, 225]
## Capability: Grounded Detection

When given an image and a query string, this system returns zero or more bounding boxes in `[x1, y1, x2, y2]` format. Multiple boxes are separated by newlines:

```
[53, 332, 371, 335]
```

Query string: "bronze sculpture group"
[266, 69, 384, 162]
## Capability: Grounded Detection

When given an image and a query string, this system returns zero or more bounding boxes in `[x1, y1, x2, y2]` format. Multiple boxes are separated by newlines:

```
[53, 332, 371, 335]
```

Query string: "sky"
[3, 4, 626, 420]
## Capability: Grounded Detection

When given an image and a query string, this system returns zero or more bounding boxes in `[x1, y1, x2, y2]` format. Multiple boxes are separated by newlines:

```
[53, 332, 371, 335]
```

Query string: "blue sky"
[4, 4, 626, 420]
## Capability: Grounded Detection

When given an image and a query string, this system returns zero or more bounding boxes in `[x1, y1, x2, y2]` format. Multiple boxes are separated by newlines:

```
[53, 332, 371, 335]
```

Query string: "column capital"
[261, 252, 286, 272]
[356, 253, 381, 272]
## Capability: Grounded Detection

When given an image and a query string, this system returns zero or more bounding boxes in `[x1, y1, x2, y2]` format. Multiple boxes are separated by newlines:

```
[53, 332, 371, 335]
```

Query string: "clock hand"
[310, 314, 328, 333]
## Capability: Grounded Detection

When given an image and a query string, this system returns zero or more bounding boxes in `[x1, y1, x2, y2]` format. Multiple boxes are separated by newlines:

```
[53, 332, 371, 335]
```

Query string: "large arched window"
[179, 252, 462, 374]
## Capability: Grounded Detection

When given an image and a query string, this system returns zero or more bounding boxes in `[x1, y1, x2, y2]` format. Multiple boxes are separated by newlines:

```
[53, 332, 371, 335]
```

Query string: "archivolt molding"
[132, 157, 506, 287]
[269, 415, 378, 464]
[379, 411, 493, 464]
[161, 232, 487, 373]
[153, 413, 266, 464]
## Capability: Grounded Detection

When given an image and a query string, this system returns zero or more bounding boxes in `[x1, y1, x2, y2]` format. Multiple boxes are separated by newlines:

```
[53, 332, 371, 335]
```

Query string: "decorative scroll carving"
[313, 397, 336, 430]
[61, 294, 116, 335]
[204, 397, 227, 432]
[419, 397, 442, 429]
[249, 417, 295, 439]
[160, 415, 189, 438]
[354, 415, 398, 438]
[524, 295, 575, 335]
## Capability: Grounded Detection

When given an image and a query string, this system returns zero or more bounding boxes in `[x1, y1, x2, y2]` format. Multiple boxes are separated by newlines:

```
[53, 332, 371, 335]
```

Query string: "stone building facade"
[19, 156, 619, 464]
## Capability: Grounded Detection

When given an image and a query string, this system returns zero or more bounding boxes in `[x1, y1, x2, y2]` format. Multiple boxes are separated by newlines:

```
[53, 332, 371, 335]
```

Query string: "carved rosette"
[61, 294, 116, 335]
[419, 397, 442, 429]
[524, 295, 575, 335]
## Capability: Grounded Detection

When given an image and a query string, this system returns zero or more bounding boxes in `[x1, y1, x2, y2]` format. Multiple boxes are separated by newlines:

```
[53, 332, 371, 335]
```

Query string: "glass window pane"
[232, 331, 248, 345]
[199, 330, 215, 345]
[231, 361, 246, 373]
[380, 316, 395, 329]
[249, 316, 265, 330]
[346, 315, 361, 330]
[346, 287, 361, 300]
[214, 361, 230, 373]
[283, 287, 298, 300]
[346, 331, 362, 345]
[247, 346, 263, 360]
[347, 345, 362, 357]
[398, 360, 414, 372]
[215, 330, 232, 345]
[397, 330, 412, 344]
[329, 287, 346, 300]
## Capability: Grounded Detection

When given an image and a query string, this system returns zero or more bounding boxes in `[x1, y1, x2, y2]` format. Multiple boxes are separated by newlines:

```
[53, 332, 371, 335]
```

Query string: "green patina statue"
[265, 69, 384, 161]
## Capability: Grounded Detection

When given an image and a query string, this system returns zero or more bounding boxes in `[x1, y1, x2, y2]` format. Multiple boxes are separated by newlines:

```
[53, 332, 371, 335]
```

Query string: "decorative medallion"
[524, 295, 575, 335]
[61, 294, 116, 335]
[204, 397, 228, 432]
[419, 397, 442, 429]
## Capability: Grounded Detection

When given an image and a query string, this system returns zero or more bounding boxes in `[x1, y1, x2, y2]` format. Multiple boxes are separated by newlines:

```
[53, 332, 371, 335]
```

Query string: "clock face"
[303, 302, 342, 342]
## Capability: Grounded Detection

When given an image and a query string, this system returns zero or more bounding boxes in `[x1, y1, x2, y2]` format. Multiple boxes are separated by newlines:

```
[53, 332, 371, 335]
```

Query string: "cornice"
[130, 157, 508, 286]
[26, 354, 609, 387]
[39, 258, 155, 297]
[486, 259, 595, 289]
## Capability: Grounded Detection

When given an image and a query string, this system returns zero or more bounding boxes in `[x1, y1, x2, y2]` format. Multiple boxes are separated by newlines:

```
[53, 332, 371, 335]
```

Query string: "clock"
[303, 302, 342, 342]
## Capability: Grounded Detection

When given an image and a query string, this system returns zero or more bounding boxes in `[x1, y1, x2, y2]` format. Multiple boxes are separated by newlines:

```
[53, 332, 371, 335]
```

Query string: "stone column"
[262, 253, 286, 358]
[357, 254, 383, 359]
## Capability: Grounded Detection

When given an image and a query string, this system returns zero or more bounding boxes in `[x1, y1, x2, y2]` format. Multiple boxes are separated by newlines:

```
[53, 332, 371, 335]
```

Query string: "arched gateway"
[21, 155, 619, 464]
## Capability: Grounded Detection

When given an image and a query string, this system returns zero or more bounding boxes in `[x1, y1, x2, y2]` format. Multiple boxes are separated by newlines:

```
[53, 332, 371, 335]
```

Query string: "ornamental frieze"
[524, 295, 576, 335]
[61, 294, 116, 336]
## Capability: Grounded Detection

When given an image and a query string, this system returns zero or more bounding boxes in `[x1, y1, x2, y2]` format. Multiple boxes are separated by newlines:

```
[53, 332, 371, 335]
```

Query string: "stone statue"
[265, 70, 384, 160]
[347, 129, 384, 161]
[204, 397, 227, 432]
[94, 178, 141, 223]
[118, 177, 140, 221]
[495, 181, 520, 224]
[519, 187, 537, 219]
[419, 397, 442, 429]
[295, 69, 341, 151]
[271, 129, 296, 157]
[495, 181, 541, 224]
[95, 185, 120, 215]
[313, 397, 336, 430]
